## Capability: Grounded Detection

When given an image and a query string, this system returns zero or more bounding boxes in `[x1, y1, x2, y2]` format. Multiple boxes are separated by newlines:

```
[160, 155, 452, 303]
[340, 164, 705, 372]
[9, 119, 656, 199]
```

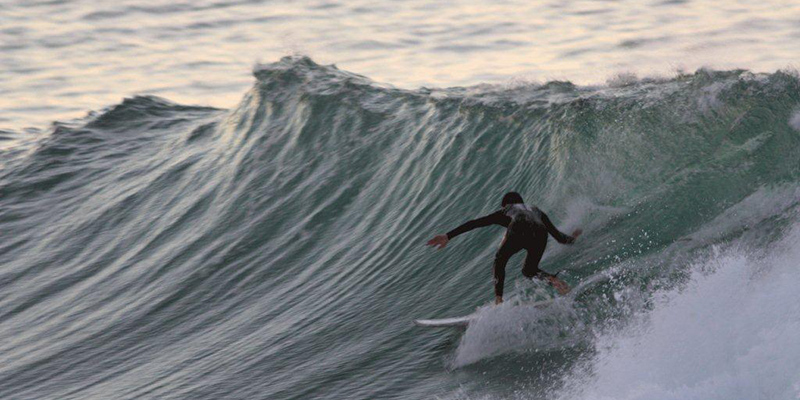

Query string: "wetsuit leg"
[521, 236, 548, 279]
[493, 236, 523, 297]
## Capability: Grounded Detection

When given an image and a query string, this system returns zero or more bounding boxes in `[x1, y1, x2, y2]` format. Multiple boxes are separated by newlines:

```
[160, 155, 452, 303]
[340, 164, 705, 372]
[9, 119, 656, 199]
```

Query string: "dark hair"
[501, 192, 524, 207]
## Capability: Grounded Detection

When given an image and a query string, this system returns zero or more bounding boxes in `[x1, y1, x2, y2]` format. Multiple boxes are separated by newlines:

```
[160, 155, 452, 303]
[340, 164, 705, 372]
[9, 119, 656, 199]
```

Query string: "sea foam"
[561, 221, 800, 400]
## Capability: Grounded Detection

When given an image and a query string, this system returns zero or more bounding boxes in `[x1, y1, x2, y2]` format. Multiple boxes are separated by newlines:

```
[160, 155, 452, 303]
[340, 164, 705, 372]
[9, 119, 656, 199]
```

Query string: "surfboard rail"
[413, 316, 472, 327]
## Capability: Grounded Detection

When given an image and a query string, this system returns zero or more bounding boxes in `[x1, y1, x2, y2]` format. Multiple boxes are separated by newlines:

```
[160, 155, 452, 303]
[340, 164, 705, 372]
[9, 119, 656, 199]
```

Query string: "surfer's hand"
[495, 296, 503, 305]
[426, 234, 449, 249]
[571, 229, 583, 239]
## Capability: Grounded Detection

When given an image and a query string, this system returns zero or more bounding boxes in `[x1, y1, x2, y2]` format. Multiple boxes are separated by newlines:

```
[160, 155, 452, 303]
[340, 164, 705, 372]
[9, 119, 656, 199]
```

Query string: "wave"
[1, 56, 800, 399]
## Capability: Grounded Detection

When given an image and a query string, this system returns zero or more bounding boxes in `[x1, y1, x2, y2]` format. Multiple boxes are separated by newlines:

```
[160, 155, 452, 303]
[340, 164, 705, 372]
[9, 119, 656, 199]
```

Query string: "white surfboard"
[413, 299, 554, 328]
[413, 315, 473, 328]
[413, 271, 610, 328]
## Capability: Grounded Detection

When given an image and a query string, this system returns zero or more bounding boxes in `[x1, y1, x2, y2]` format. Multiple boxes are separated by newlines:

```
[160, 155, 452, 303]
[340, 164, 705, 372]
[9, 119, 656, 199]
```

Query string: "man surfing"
[427, 192, 581, 305]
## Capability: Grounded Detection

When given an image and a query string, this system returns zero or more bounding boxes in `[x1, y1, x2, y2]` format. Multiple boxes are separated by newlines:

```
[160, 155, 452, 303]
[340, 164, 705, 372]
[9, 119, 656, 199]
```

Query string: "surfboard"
[413, 315, 472, 328]
[413, 299, 554, 328]
[413, 271, 610, 328]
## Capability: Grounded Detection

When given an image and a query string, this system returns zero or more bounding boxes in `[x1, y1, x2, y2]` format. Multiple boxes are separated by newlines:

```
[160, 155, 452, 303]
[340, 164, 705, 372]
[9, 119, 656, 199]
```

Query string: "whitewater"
[1, 54, 799, 399]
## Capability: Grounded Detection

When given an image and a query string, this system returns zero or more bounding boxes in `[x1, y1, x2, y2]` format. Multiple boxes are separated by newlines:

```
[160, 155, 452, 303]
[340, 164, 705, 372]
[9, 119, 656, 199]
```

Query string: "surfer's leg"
[493, 238, 522, 298]
[522, 239, 570, 294]
[521, 238, 546, 278]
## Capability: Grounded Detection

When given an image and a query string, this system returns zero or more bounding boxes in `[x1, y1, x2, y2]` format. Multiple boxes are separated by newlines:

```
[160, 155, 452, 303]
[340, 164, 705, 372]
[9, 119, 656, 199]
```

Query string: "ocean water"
[4, 0, 800, 130]
[3, 2, 800, 400]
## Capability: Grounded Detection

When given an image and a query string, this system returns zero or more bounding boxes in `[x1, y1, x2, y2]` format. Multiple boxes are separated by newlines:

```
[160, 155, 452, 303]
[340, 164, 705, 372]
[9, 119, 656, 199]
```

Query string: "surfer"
[427, 192, 581, 304]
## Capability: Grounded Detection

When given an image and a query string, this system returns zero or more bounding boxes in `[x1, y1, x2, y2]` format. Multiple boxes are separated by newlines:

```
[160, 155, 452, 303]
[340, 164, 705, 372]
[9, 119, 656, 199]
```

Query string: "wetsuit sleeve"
[542, 212, 575, 244]
[446, 210, 507, 239]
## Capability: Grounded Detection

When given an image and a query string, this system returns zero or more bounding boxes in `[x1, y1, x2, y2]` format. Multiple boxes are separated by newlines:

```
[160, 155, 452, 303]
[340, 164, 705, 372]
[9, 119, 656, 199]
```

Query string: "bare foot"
[548, 276, 571, 295]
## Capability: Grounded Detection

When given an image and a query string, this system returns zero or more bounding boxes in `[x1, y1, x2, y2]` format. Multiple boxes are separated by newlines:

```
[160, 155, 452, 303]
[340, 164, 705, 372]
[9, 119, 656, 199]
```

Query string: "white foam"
[560, 221, 800, 400]
[606, 72, 640, 88]
[452, 296, 585, 367]
[789, 109, 800, 132]
[696, 81, 729, 116]
[451, 271, 621, 368]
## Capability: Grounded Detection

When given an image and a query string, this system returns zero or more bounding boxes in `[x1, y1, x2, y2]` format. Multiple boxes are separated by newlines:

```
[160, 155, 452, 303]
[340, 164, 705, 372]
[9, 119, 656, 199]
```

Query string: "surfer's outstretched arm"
[446, 211, 508, 239]
[426, 210, 508, 249]
[541, 212, 581, 244]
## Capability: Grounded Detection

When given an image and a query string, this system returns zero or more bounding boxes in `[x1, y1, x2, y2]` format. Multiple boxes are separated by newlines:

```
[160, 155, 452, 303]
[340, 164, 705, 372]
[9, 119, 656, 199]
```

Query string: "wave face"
[2, 56, 800, 399]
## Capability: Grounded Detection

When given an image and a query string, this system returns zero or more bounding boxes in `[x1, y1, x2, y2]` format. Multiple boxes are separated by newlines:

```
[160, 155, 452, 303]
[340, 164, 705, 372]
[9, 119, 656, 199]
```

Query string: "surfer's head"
[501, 192, 524, 207]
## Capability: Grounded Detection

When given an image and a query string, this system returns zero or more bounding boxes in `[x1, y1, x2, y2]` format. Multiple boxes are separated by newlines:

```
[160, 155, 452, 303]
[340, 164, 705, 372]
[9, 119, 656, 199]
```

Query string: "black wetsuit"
[446, 203, 575, 297]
